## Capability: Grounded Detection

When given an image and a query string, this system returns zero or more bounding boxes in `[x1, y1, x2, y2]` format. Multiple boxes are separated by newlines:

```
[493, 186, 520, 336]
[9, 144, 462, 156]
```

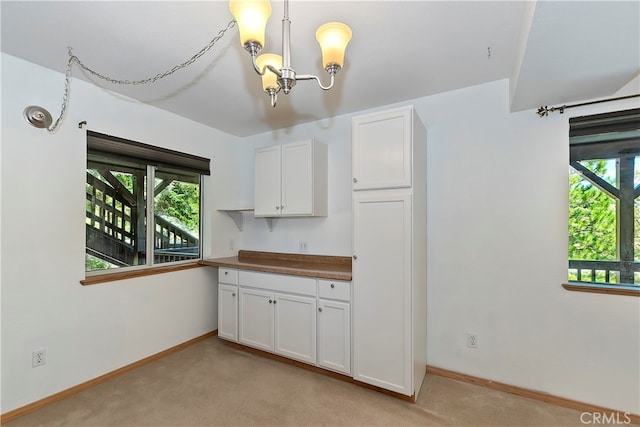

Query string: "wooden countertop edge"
[199, 252, 352, 281]
[238, 250, 352, 266]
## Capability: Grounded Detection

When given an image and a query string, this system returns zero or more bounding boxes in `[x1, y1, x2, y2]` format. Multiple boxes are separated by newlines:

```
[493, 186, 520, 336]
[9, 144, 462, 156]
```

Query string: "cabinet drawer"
[219, 268, 238, 284]
[239, 270, 316, 296]
[318, 280, 351, 302]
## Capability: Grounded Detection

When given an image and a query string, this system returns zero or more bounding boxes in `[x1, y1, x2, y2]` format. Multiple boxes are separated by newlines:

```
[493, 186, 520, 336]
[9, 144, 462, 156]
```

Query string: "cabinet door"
[238, 288, 275, 352]
[317, 299, 351, 374]
[255, 145, 282, 217]
[352, 107, 412, 190]
[352, 191, 412, 395]
[218, 284, 238, 341]
[281, 141, 313, 216]
[274, 293, 316, 364]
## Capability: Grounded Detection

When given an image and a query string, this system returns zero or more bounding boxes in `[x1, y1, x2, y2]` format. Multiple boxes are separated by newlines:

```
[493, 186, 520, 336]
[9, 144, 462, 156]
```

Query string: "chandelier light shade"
[256, 53, 282, 90]
[229, 0, 272, 49]
[230, 0, 352, 107]
[316, 22, 352, 70]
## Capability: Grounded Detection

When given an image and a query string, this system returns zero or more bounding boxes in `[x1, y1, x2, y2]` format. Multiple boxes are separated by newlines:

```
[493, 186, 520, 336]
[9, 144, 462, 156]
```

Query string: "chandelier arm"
[250, 54, 264, 75]
[296, 73, 336, 91]
[249, 55, 283, 78]
[266, 65, 283, 77]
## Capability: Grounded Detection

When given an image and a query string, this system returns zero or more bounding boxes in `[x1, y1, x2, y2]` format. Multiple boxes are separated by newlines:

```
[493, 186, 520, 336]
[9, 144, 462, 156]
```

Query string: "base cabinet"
[236, 271, 318, 365]
[317, 299, 350, 374]
[218, 284, 238, 341]
[238, 288, 274, 352]
[218, 268, 239, 342]
[219, 269, 351, 375]
[274, 293, 316, 364]
[353, 192, 412, 394]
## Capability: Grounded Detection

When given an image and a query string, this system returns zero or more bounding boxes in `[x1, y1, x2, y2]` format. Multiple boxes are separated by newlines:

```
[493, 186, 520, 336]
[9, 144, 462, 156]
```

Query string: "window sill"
[81, 262, 203, 286]
[562, 282, 640, 297]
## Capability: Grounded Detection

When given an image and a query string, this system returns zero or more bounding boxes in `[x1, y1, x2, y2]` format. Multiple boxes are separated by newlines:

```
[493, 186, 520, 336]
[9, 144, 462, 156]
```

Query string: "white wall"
[418, 81, 639, 414]
[0, 53, 241, 413]
[236, 79, 640, 413]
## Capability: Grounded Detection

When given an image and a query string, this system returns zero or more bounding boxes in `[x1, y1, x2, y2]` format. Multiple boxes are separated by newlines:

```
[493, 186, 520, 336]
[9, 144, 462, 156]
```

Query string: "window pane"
[86, 158, 147, 271]
[569, 161, 617, 261]
[153, 167, 201, 265]
[579, 158, 618, 187]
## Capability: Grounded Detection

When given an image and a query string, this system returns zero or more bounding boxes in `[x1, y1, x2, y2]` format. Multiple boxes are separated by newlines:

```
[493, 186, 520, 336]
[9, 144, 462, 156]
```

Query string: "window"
[86, 131, 210, 273]
[568, 108, 640, 287]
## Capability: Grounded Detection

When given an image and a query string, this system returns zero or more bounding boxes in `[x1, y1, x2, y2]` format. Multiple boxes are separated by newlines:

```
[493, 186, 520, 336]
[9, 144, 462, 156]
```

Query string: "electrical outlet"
[32, 349, 46, 367]
[298, 241, 308, 253]
[467, 333, 479, 349]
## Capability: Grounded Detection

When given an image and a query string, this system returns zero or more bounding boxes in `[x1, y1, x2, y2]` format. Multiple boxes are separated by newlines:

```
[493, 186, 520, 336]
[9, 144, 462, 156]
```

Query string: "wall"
[419, 81, 639, 415]
[0, 53, 242, 413]
[237, 79, 640, 414]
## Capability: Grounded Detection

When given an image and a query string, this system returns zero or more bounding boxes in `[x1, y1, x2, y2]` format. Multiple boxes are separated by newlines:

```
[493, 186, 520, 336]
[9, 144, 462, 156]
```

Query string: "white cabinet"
[238, 287, 274, 352]
[352, 192, 412, 393]
[254, 145, 281, 217]
[275, 293, 316, 364]
[317, 280, 351, 375]
[218, 284, 238, 341]
[352, 107, 412, 191]
[237, 271, 317, 365]
[218, 268, 239, 342]
[219, 268, 351, 373]
[352, 105, 427, 400]
[254, 140, 327, 217]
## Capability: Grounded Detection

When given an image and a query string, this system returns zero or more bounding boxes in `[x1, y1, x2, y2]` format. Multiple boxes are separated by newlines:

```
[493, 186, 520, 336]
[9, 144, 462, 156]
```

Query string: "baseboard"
[0, 330, 218, 424]
[426, 366, 639, 425]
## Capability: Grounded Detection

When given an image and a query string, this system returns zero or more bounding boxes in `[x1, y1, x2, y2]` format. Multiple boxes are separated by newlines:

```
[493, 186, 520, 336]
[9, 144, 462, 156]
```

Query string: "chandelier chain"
[47, 19, 236, 133]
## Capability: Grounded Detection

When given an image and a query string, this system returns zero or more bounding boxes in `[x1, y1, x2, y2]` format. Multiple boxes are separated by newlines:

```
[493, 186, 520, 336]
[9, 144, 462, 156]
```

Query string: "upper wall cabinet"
[255, 139, 328, 217]
[352, 107, 412, 191]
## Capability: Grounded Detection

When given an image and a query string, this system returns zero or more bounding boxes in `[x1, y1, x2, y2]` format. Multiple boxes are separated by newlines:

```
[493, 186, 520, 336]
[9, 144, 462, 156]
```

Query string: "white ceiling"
[1, 1, 638, 137]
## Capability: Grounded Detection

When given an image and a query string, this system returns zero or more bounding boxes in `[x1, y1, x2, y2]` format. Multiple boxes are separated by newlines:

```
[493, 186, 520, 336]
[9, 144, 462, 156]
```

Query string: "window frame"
[84, 131, 209, 282]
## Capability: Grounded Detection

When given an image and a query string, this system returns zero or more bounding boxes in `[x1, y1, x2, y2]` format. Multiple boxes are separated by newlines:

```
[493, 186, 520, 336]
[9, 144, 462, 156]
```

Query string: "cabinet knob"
[353, 177, 358, 183]
[269, 299, 272, 304]
[353, 255, 358, 260]
[273, 300, 277, 304]
[330, 284, 335, 289]
[276, 206, 280, 210]
[224, 271, 228, 275]
[318, 307, 323, 312]
[281, 205, 284, 210]
[232, 293, 235, 297]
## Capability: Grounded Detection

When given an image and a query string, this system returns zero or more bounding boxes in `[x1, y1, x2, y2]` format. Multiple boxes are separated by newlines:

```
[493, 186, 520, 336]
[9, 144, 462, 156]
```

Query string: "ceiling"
[1, 1, 638, 137]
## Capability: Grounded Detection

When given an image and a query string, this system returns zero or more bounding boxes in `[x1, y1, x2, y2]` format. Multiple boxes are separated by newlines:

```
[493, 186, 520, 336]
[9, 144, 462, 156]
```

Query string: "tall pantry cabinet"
[351, 105, 427, 400]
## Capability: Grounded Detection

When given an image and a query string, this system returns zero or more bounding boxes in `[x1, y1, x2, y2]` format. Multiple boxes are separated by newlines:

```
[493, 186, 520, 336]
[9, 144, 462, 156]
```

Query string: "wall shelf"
[218, 209, 274, 232]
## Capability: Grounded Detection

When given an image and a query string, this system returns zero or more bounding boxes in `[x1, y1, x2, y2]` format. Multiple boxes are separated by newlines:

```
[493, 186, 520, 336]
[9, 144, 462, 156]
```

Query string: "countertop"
[199, 250, 352, 281]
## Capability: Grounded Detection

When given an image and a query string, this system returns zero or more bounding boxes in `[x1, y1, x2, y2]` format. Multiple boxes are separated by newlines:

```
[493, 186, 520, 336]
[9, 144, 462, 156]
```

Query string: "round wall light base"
[23, 106, 53, 129]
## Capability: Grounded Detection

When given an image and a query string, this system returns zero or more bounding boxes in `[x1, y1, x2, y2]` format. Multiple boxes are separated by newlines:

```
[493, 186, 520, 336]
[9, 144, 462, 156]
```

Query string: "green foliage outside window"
[568, 160, 617, 262]
[568, 158, 640, 285]
[155, 181, 200, 236]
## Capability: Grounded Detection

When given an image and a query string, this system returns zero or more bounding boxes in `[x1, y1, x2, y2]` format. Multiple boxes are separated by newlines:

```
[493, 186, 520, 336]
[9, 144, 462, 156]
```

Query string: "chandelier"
[229, 0, 352, 107]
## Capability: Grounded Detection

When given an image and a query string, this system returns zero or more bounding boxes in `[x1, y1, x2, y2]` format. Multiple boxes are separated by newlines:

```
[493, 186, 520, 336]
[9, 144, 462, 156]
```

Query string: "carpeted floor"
[5, 337, 598, 426]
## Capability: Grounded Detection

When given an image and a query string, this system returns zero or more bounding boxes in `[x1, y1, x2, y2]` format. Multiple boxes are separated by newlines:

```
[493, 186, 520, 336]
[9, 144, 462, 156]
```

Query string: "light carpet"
[5, 337, 599, 426]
